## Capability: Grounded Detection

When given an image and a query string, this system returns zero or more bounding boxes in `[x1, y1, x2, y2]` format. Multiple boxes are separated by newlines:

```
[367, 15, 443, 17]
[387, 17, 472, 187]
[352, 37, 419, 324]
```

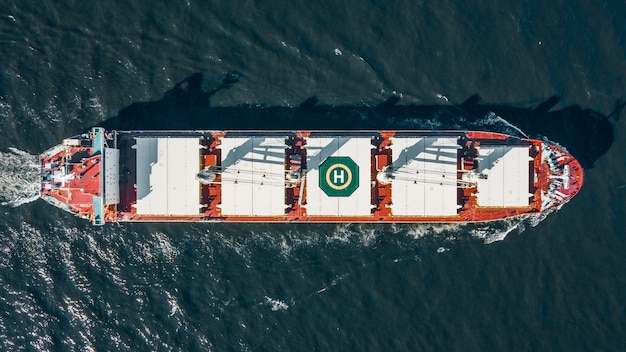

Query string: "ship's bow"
[540, 142, 584, 210]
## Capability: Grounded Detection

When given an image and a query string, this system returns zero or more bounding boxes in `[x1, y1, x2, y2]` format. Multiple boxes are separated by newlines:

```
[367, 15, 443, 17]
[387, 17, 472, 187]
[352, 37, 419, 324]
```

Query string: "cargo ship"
[40, 128, 583, 225]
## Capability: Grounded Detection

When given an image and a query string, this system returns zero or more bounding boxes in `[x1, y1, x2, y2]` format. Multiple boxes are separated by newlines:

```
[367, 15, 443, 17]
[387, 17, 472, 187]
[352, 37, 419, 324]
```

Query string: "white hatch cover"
[134, 137, 201, 215]
[389, 137, 460, 216]
[475, 145, 533, 207]
[305, 137, 372, 216]
[219, 137, 287, 216]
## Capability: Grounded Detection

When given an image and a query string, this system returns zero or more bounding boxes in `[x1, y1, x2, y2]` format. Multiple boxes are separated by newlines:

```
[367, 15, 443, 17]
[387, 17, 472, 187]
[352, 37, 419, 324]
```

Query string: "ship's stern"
[40, 128, 108, 225]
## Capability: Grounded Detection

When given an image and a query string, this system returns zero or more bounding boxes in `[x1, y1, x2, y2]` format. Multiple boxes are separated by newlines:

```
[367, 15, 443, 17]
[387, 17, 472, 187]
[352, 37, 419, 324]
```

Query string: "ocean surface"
[1, 1, 625, 351]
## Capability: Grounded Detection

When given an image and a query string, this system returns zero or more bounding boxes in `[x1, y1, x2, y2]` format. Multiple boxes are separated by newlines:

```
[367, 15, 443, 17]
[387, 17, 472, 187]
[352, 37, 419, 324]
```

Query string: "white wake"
[0, 148, 40, 207]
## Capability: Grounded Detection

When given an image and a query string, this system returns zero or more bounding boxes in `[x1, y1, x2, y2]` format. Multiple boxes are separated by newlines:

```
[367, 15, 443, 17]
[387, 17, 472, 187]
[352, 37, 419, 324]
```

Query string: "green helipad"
[318, 156, 359, 197]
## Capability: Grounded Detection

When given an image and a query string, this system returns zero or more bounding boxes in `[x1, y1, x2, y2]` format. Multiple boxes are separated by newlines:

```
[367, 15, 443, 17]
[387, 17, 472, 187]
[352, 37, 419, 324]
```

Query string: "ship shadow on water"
[97, 72, 616, 169]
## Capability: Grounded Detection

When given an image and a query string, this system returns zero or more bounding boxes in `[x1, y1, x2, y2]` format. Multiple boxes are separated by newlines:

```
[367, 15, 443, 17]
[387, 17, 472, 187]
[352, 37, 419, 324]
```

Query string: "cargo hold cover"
[390, 137, 460, 216]
[476, 145, 533, 207]
[134, 137, 201, 215]
[219, 137, 287, 216]
[305, 137, 372, 216]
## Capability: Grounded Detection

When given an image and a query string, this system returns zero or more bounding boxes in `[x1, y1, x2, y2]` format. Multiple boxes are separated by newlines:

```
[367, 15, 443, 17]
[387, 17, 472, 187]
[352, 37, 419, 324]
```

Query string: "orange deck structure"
[40, 128, 583, 225]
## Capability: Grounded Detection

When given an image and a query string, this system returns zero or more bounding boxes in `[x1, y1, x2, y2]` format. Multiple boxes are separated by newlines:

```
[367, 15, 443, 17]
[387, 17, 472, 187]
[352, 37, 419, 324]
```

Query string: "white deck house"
[389, 137, 460, 216]
[103, 147, 120, 205]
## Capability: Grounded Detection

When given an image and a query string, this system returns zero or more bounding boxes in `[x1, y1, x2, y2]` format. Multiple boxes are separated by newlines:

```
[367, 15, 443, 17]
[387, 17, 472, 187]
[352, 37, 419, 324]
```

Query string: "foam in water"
[0, 148, 40, 207]
[265, 296, 290, 311]
[481, 111, 529, 138]
[466, 210, 558, 244]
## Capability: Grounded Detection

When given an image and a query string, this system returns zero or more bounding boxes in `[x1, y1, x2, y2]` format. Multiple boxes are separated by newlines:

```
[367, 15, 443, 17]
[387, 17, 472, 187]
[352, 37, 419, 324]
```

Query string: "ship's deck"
[106, 130, 551, 223]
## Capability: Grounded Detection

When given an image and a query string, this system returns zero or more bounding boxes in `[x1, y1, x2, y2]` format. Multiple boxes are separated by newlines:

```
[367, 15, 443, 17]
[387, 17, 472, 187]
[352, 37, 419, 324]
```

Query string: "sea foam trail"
[0, 148, 40, 207]
[476, 111, 529, 138]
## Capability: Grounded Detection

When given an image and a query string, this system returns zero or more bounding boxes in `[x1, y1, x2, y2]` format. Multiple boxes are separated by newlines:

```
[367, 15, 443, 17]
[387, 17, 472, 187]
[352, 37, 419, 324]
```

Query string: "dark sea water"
[1, 1, 625, 351]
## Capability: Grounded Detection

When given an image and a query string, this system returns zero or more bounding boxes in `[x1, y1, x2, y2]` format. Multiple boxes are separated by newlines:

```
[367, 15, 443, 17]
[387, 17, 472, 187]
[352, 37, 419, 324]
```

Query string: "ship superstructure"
[40, 128, 583, 225]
